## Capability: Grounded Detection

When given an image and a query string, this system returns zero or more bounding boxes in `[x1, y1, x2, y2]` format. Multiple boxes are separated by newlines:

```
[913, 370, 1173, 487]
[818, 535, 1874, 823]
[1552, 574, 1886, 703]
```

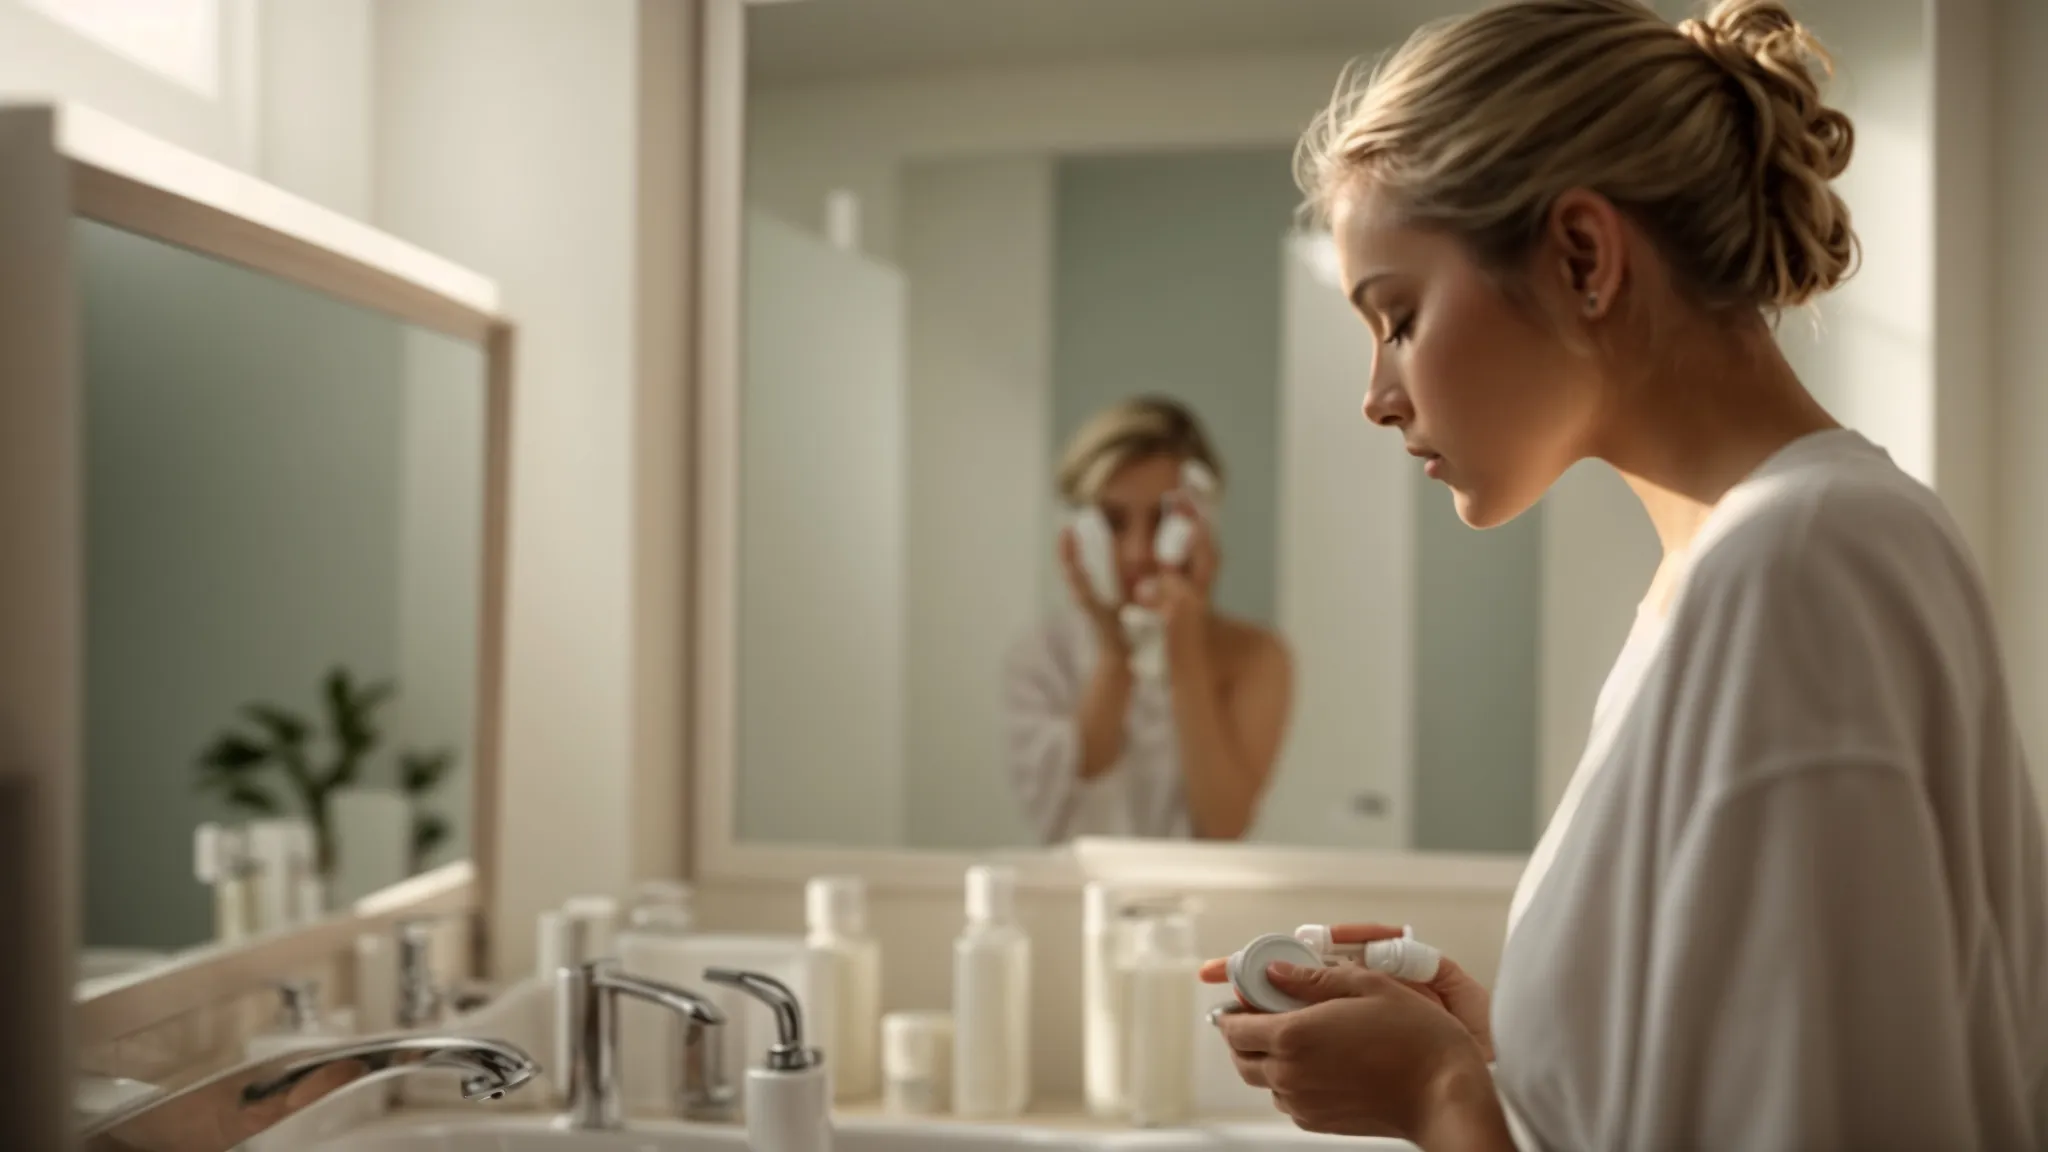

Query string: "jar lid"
[882, 1011, 954, 1078]
[1224, 933, 1321, 1013]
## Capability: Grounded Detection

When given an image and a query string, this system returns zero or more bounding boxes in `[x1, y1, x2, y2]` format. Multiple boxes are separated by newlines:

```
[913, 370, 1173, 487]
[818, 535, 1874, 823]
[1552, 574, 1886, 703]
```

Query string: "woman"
[1002, 396, 1293, 843]
[1205, 0, 2048, 1148]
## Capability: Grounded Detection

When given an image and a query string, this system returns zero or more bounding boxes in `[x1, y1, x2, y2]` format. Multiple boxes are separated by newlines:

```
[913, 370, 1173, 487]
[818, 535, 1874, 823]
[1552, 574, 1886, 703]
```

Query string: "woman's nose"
[1118, 528, 1155, 567]
[1362, 371, 1409, 428]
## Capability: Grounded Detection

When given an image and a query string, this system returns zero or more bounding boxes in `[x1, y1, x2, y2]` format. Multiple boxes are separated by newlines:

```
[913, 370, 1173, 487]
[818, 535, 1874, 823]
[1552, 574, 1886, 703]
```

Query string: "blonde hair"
[1056, 396, 1223, 505]
[1296, 0, 1858, 313]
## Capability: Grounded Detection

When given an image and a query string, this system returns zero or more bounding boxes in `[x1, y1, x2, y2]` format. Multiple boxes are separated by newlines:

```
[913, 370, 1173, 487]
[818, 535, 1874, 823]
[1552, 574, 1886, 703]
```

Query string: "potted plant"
[195, 664, 458, 881]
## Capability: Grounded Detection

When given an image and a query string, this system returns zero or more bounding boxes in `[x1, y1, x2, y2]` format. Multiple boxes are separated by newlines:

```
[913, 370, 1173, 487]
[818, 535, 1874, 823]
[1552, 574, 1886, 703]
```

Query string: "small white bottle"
[1294, 923, 1442, 983]
[952, 864, 1030, 1119]
[1121, 913, 1197, 1128]
[806, 875, 881, 1102]
[244, 820, 297, 932]
[194, 824, 256, 943]
[352, 930, 399, 1035]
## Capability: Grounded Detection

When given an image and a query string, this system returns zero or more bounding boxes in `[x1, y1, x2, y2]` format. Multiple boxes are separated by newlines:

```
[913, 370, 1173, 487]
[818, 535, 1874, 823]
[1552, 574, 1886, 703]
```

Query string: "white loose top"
[1002, 610, 1191, 843]
[1493, 429, 2048, 1150]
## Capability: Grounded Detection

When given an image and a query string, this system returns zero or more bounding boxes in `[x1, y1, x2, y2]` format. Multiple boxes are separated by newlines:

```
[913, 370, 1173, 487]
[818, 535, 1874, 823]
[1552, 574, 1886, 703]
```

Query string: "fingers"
[1058, 527, 1104, 608]
[1216, 1008, 1282, 1057]
[1141, 571, 1192, 609]
[1265, 960, 1385, 1003]
[1231, 1052, 1271, 1090]
[1327, 923, 1412, 945]
[1199, 957, 1230, 983]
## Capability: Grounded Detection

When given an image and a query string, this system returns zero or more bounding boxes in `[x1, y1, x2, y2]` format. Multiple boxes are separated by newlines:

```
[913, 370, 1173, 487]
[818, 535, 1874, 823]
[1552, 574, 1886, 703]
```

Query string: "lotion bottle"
[1121, 912, 1197, 1128]
[806, 875, 881, 1102]
[951, 864, 1030, 1119]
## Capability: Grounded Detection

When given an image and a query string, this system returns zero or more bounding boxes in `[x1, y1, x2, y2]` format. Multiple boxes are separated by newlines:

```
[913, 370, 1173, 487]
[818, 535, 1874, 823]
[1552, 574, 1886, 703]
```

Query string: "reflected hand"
[1199, 923, 1493, 1059]
[1058, 525, 1126, 655]
[1213, 959, 1492, 1139]
[1140, 492, 1217, 654]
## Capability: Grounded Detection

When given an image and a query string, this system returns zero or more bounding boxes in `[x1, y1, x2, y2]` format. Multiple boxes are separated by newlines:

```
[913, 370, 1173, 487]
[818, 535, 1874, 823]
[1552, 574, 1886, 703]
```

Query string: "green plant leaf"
[323, 665, 354, 714]
[411, 813, 451, 863]
[399, 749, 456, 794]
[200, 733, 269, 771]
[225, 782, 280, 814]
[328, 669, 392, 760]
[242, 703, 309, 746]
[277, 745, 316, 796]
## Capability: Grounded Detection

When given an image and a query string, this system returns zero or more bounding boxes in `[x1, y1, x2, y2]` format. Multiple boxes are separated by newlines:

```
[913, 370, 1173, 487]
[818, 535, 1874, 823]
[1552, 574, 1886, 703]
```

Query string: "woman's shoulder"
[1210, 614, 1292, 682]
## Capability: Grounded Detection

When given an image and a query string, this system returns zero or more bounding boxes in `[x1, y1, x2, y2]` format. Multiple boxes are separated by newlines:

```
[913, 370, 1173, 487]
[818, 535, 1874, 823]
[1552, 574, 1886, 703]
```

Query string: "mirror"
[728, 0, 1637, 856]
[77, 217, 490, 988]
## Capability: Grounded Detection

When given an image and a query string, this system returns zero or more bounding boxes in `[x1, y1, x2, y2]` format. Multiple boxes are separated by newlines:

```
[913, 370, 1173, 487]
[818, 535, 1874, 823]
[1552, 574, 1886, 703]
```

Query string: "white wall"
[898, 157, 1052, 850]
[255, 0, 375, 219]
[740, 209, 908, 847]
[1771, 0, 1933, 476]
[373, 0, 645, 977]
[745, 50, 1361, 268]
[0, 0, 257, 168]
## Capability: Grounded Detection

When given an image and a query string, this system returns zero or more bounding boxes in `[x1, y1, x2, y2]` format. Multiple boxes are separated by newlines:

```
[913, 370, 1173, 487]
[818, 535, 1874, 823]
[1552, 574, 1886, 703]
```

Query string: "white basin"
[304, 1112, 1416, 1151]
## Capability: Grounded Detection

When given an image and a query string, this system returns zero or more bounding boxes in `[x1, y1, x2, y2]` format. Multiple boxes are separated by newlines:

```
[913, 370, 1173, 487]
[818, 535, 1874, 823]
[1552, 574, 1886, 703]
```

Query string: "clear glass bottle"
[617, 879, 695, 1113]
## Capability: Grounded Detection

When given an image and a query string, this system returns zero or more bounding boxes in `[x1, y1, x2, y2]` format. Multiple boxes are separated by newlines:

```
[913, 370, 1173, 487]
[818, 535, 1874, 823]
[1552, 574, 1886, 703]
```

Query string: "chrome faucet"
[553, 958, 734, 1131]
[77, 1033, 537, 1152]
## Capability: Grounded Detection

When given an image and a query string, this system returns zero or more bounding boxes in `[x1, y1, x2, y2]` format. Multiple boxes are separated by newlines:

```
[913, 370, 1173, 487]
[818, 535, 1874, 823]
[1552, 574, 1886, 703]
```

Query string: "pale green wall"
[1049, 148, 1300, 625]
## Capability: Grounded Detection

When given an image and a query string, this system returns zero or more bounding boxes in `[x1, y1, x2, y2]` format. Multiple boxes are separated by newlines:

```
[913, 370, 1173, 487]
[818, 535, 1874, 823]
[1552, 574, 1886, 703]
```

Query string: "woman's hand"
[1058, 524, 1127, 656]
[1139, 492, 1219, 656]
[1212, 961, 1506, 1143]
[1200, 923, 1495, 1059]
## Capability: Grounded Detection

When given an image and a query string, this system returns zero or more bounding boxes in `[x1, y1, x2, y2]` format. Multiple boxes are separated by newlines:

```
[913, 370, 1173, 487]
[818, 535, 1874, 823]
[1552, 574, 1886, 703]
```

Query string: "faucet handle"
[273, 978, 322, 1030]
[703, 968, 822, 1072]
[395, 918, 445, 1027]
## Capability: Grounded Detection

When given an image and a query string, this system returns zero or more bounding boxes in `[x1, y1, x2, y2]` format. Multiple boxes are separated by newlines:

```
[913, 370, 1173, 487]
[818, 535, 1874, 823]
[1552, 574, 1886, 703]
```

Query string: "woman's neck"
[1591, 312, 1838, 560]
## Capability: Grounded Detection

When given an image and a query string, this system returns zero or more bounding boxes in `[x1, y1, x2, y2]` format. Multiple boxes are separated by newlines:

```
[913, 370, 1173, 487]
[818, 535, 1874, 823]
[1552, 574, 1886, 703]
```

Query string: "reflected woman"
[1002, 396, 1293, 843]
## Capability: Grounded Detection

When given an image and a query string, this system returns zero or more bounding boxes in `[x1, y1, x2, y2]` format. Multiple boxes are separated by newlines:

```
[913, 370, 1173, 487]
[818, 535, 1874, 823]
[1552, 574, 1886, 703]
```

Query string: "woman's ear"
[1546, 189, 1628, 321]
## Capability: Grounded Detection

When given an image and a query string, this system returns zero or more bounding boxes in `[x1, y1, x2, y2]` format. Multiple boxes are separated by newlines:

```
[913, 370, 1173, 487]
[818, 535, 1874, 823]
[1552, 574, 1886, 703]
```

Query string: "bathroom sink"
[302, 1114, 747, 1151]
[305, 1112, 1416, 1151]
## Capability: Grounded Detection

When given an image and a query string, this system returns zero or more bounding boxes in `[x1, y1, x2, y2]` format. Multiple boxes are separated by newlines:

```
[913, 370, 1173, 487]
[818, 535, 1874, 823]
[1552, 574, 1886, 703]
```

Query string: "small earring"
[1583, 292, 1599, 314]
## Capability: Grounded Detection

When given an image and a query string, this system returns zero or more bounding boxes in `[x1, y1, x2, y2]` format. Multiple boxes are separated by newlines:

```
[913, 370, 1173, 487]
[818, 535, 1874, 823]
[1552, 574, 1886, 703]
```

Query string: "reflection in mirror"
[78, 219, 487, 988]
[737, 0, 1549, 855]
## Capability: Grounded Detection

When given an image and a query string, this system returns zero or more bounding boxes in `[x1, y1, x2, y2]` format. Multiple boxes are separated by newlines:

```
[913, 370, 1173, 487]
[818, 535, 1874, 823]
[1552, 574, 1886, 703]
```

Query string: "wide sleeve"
[1623, 759, 1993, 1150]
[1001, 623, 1085, 845]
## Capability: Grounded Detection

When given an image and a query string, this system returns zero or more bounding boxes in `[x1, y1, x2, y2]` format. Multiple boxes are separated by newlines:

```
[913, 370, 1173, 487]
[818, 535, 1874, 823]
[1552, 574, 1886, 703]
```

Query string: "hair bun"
[1679, 0, 1857, 307]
